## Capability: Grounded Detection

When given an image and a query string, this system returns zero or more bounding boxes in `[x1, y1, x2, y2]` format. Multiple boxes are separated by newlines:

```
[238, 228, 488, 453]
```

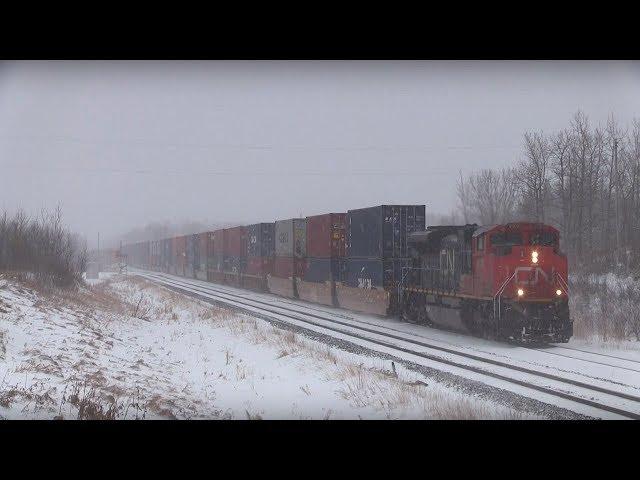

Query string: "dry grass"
[3, 273, 532, 419]
[0, 329, 6, 360]
[0, 376, 58, 416]
[121, 277, 531, 419]
[2, 275, 169, 419]
[333, 362, 527, 419]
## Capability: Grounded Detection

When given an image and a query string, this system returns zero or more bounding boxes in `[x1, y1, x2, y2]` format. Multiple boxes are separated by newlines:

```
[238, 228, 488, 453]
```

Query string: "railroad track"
[134, 270, 640, 419]
[139, 270, 640, 379]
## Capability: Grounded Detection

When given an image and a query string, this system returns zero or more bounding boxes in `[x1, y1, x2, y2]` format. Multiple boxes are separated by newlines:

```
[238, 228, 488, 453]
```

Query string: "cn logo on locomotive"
[514, 266, 555, 285]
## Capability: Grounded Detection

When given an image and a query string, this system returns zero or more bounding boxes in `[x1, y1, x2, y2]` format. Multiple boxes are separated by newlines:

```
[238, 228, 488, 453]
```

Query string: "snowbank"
[0, 274, 533, 419]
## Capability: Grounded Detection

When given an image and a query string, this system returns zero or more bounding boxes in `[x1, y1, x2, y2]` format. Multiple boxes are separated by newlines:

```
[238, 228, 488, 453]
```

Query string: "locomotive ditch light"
[556, 289, 562, 296]
[517, 288, 524, 297]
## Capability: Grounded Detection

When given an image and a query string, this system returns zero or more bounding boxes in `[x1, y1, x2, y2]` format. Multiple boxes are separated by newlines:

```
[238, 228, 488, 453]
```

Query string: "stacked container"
[195, 232, 209, 280]
[149, 240, 160, 271]
[162, 237, 172, 273]
[269, 218, 306, 298]
[296, 213, 346, 306]
[337, 205, 426, 315]
[244, 223, 275, 290]
[185, 234, 196, 278]
[208, 226, 247, 286]
[174, 235, 187, 277]
[209, 229, 226, 282]
[205, 231, 217, 282]
[223, 226, 247, 277]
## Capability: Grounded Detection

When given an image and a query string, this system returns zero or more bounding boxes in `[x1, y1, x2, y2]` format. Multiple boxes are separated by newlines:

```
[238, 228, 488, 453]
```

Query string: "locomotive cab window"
[530, 231, 558, 248]
[490, 231, 522, 255]
[476, 234, 485, 251]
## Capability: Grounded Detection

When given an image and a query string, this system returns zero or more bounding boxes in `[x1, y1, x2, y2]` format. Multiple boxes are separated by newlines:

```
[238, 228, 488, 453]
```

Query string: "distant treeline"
[0, 207, 87, 287]
[118, 220, 233, 246]
[457, 111, 640, 273]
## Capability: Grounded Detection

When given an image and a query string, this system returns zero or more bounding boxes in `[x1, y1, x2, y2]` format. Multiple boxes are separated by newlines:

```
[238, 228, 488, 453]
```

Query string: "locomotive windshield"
[530, 231, 558, 247]
[490, 232, 523, 246]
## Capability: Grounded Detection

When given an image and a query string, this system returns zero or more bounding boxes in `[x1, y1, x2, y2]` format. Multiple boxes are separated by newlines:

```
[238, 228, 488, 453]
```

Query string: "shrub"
[0, 206, 86, 288]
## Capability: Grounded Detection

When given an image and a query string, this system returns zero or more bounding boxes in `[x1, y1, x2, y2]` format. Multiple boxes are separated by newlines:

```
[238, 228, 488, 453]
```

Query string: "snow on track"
[136, 269, 640, 419]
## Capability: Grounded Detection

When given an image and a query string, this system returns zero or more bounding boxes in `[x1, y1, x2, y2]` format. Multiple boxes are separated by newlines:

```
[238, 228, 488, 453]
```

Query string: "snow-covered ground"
[0, 273, 535, 419]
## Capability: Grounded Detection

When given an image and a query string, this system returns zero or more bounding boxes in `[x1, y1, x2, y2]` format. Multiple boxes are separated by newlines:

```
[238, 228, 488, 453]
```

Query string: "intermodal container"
[223, 256, 246, 273]
[164, 238, 172, 272]
[213, 230, 226, 258]
[206, 231, 215, 259]
[342, 257, 411, 289]
[304, 257, 342, 282]
[245, 256, 274, 276]
[225, 226, 247, 258]
[175, 235, 187, 275]
[153, 240, 161, 270]
[209, 255, 224, 273]
[273, 256, 306, 279]
[186, 234, 196, 276]
[246, 223, 275, 258]
[306, 213, 346, 258]
[197, 232, 208, 270]
[275, 219, 306, 258]
[347, 205, 426, 258]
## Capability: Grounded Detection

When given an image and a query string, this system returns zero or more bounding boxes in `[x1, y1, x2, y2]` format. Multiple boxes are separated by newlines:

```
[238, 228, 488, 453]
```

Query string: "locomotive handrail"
[494, 271, 516, 322]
[399, 266, 412, 301]
[400, 266, 456, 297]
[554, 271, 569, 295]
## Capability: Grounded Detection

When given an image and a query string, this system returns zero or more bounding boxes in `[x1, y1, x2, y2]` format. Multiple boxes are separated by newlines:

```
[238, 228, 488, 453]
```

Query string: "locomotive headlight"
[531, 251, 539, 263]
[517, 288, 524, 297]
[556, 289, 562, 296]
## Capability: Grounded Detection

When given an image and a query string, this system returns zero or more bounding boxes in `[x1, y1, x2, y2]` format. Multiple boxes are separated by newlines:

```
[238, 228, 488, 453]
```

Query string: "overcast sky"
[1, 61, 639, 248]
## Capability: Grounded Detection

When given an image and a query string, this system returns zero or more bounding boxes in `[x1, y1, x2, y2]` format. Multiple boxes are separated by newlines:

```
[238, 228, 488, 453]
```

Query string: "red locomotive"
[401, 222, 572, 342]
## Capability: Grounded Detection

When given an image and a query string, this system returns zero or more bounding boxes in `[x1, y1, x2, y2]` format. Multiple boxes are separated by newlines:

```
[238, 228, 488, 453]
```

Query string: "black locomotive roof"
[409, 224, 478, 249]
[472, 225, 497, 238]
[471, 222, 559, 238]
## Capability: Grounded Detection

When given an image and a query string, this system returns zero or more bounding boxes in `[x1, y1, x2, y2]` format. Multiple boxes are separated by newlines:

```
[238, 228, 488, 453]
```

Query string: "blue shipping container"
[223, 256, 246, 273]
[343, 257, 411, 289]
[347, 205, 426, 258]
[247, 223, 275, 258]
[304, 257, 342, 283]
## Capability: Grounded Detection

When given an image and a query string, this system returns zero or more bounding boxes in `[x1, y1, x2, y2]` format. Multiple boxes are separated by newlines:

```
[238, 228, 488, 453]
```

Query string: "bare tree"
[517, 131, 551, 222]
[456, 170, 472, 223]
[456, 111, 640, 272]
[457, 168, 518, 225]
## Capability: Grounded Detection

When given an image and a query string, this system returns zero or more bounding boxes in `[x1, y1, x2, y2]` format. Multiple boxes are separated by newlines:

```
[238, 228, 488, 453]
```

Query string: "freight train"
[121, 205, 572, 343]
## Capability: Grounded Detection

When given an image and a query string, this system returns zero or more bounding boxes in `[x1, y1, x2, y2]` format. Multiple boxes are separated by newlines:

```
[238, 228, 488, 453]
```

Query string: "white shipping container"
[275, 218, 306, 258]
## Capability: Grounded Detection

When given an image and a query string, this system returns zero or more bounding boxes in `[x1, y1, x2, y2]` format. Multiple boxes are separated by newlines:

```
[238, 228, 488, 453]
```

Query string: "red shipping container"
[207, 231, 215, 258]
[273, 256, 306, 279]
[196, 232, 210, 271]
[197, 232, 208, 259]
[225, 226, 247, 258]
[213, 230, 226, 257]
[306, 213, 346, 258]
[245, 256, 274, 276]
